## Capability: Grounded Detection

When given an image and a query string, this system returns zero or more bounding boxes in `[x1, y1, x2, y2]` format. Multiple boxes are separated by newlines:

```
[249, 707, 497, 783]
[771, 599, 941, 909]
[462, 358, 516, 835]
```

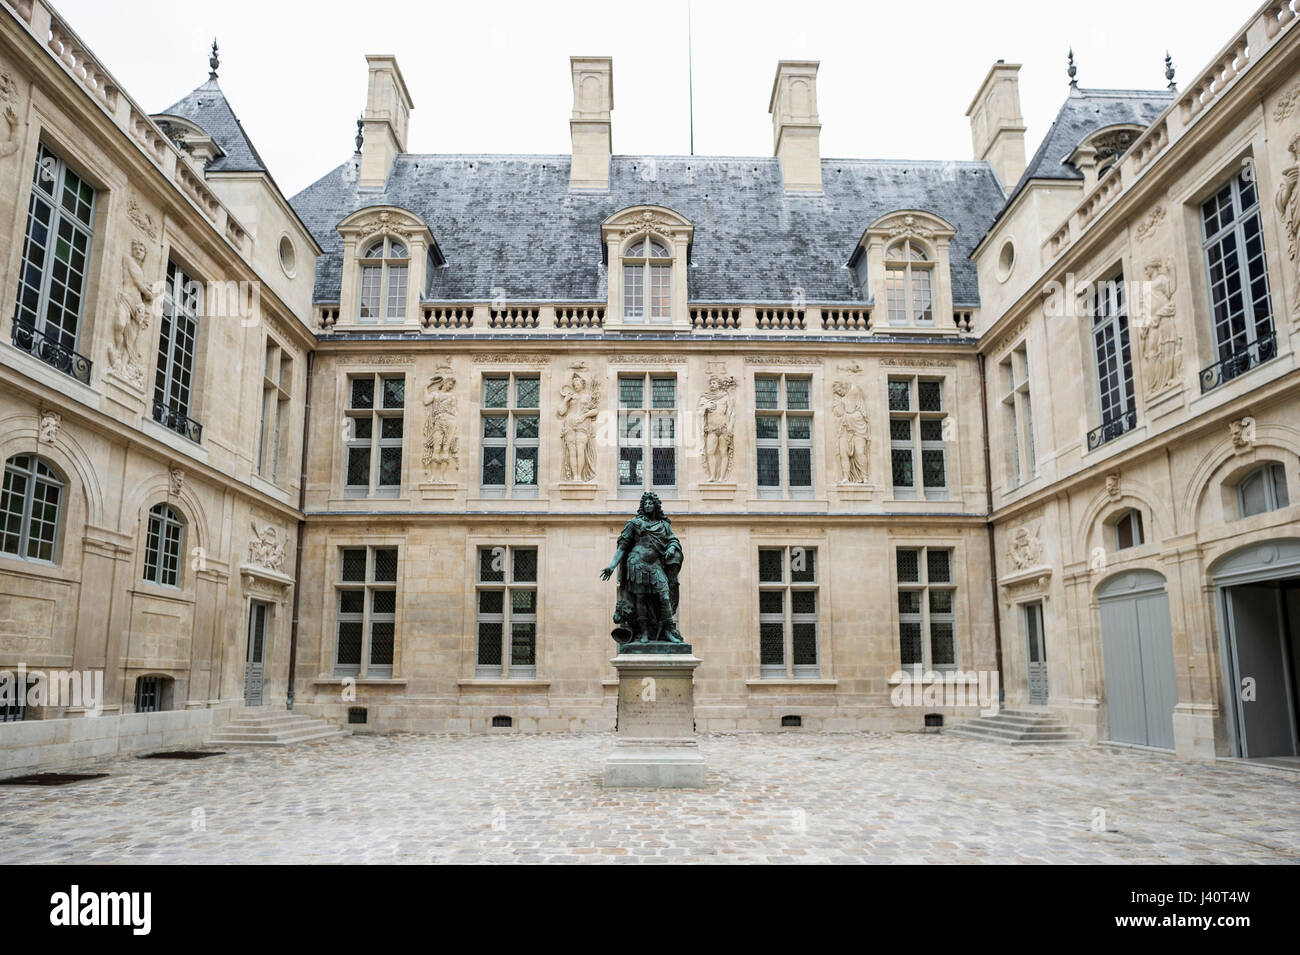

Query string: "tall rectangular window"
[757, 546, 819, 679]
[889, 378, 947, 500]
[335, 545, 398, 678]
[481, 374, 540, 497]
[258, 339, 293, 483]
[896, 546, 956, 674]
[1200, 170, 1275, 390]
[999, 344, 1035, 488]
[153, 260, 202, 442]
[13, 143, 95, 380]
[755, 375, 813, 499]
[1088, 273, 1136, 449]
[476, 545, 538, 679]
[142, 503, 183, 588]
[618, 374, 677, 495]
[345, 374, 404, 496]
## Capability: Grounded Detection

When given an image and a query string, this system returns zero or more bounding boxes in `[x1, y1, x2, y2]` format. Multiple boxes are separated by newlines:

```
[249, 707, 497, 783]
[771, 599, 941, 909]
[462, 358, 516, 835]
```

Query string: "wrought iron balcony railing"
[10, 319, 92, 385]
[1087, 408, 1137, 452]
[1200, 331, 1277, 393]
[151, 397, 203, 443]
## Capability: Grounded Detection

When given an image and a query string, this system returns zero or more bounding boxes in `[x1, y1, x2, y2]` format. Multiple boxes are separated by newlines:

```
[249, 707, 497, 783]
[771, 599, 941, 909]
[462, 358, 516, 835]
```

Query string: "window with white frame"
[885, 238, 934, 326]
[1087, 273, 1136, 449]
[757, 546, 819, 679]
[13, 144, 95, 369]
[258, 338, 292, 483]
[153, 260, 202, 442]
[755, 375, 813, 498]
[0, 454, 64, 564]
[335, 546, 397, 678]
[622, 237, 672, 322]
[1237, 462, 1289, 519]
[481, 374, 540, 497]
[1200, 170, 1274, 388]
[142, 503, 184, 587]
[475, 545, 538, 679]
[889, 378, 947, 499]
[618, 374, 676, 495]
[897, 546, 956, 673]
[999, 345, 1036, 488]
[1113, 508, 1145, 550]
[358, 237, 409, 323]
[345, 374, 404, 496]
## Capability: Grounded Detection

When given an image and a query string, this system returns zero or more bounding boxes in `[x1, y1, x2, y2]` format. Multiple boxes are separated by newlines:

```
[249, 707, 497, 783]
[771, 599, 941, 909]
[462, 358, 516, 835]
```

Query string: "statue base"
[604, 652, 705, 788]
[614, 639, 694, 655]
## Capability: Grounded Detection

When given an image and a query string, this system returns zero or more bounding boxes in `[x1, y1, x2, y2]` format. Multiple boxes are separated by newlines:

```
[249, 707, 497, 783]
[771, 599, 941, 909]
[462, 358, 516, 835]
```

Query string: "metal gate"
[1025, 601, 1048, 705]
[1098, 570, 1177, 749]
[244, 601, 267, 707]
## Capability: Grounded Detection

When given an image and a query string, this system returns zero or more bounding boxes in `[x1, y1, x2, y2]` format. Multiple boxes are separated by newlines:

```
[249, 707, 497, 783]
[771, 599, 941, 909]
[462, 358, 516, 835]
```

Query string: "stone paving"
[0, 732, 1296, 864]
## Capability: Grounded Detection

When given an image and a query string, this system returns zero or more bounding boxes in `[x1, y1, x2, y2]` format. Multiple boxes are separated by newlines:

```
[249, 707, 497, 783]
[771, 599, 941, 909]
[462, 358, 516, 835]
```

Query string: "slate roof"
[290, 154, 1007, 307]
[158, 77, 269, 174]
[999, 87, 1174, 213]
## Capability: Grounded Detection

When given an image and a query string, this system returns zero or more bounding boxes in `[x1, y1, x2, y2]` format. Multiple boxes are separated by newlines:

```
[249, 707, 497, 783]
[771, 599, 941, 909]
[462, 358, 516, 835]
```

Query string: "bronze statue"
[600, 491, 686, 649]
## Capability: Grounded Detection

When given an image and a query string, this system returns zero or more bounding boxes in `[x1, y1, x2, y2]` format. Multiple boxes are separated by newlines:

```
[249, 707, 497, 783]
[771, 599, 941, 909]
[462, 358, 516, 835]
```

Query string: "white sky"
[57, 0, 1256, 197]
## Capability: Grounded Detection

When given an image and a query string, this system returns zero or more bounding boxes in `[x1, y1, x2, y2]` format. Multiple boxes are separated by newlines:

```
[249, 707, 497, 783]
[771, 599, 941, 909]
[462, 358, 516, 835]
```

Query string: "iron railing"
[1087, 408, 1137, 451]
[151, 397, 203, 443]
[1200, 331, 1277, 393]
[10, 319, 92, 385]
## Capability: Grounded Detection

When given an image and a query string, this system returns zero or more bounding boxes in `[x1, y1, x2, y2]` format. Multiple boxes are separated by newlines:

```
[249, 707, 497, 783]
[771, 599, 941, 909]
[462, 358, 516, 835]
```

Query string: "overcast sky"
[58, 0, 1255, 197]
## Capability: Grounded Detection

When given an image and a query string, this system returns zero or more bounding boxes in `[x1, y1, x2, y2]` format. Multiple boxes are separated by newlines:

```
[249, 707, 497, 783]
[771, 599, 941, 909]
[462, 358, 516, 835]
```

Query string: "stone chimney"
[359, 54, 413, 190]
[569, 56, 613, 190]
[769, 60, 823, 193]
[966, 61, 1027, 192]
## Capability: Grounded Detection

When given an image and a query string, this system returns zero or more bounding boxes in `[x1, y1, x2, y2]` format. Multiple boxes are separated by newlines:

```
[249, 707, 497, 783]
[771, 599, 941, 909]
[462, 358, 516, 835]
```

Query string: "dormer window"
[359, 238, 408, 323]
[622, 237, 672, 323]
[885, 239, 934, 326]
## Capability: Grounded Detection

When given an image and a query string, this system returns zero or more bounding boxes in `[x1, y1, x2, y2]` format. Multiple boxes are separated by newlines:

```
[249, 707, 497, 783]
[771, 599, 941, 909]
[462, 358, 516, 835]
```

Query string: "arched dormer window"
[143, 502, 185, 587]
[359, 237, 409, 323]
[0, 454, 64, 563]
[1237, 462, 1289, 518]
[885, 238, 934, 326]
[622, 236, 672, 322]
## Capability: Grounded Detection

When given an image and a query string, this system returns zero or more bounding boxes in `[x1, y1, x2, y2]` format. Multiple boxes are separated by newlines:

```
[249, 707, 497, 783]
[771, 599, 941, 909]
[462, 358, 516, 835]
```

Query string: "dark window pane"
[759, 590, 784, 615]
[917, 380, 942, 412]
[479, 547, 506, 582]
[484, 377, 509, 408]
[927, 549, 951, 584]
[477, 621, 503, 665]
[791, 590, 816, 615]
[336, 621, 363, 665]
[382, 377, 405, 409]
[511, 623, 536, 665]
[479, 589, 504, 614]
[792, 623, 817, 665]
[515, 377, 540, 409]
[930, 622, 955, 666]
[758, 549, 784, 583]
[896, 548, 920, 583]
[760, 622, 785, 665]
[755, 377, 779, 410]
[350, 377, 374, 409]
[756, 447, 781, 486]
[369, 622, 394, 665]
[512, 548, 537, 583]
[373, 548, 398, 582]
[899, 621, 923, 666]
[790, 547, 815, 582]
[786, 378, 810, 410]
[891, 448, 914, 487]
[341, 549, 367, 581]
[888, 380, 910, 411]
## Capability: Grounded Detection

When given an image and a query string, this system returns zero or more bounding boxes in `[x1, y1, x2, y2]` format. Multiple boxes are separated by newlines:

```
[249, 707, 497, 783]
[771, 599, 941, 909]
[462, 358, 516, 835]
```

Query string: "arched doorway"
[1097, 569, 1177, 749]
[1211, 539, 1300, 761]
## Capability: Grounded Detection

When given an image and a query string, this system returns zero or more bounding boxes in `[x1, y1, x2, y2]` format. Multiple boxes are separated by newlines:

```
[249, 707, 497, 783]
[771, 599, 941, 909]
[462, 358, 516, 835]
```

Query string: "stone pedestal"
[603, 651, 705, 788]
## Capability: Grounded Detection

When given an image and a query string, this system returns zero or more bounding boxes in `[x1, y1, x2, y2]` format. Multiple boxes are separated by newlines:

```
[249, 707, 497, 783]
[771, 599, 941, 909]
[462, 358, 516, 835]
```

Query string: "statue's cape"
[615, 515, 683, 606]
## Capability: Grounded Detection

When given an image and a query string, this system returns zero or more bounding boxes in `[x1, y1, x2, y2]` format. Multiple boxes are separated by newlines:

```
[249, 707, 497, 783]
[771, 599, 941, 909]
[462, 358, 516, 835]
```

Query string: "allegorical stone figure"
[109, 240, 154, 386]
[1139, 257, 1182, 395]
[600, 491, 684, 646]
[558, 368, 599, 481]
[1276, 132, 1300, 319]
[422, 363, 459, 481]
[831, 379, 870, 482]
[698, 374, 736, 482]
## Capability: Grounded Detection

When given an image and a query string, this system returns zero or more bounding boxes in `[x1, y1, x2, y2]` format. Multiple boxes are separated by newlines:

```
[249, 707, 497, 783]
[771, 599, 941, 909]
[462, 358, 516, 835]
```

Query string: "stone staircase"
[207, 711, 348, 747]
[946, 708, 1084, 745]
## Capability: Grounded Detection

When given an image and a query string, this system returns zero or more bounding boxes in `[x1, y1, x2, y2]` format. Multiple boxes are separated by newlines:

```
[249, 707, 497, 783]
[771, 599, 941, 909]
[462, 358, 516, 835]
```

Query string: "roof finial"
[354, 115, 364, 154]
[208, 38, 219, 79]
[1165, 51, 1176, 90]
[1067, 48, 1078, 88]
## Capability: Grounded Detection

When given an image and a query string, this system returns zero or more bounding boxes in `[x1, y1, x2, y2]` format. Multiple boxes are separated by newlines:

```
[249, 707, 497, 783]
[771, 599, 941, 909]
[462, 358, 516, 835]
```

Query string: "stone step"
[946, 707, 1084, 745]
[208, 726, 347, 746]
[961, 718, 1074, 734]
[207, 712, 348, 747]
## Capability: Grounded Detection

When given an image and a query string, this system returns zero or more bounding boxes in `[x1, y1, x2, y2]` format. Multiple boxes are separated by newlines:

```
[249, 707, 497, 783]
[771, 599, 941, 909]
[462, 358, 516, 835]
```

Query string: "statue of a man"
[698, 375, 736, 482]
[600, 491, 684, 645]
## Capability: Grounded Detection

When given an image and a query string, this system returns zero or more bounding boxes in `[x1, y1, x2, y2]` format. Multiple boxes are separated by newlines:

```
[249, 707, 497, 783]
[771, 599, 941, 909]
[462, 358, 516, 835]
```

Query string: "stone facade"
[1, 0, 1299, 769]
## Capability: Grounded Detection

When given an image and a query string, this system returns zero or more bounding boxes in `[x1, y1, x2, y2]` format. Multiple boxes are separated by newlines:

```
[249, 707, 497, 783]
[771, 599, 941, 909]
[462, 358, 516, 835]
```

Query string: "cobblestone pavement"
[1, 732, 1296, 864]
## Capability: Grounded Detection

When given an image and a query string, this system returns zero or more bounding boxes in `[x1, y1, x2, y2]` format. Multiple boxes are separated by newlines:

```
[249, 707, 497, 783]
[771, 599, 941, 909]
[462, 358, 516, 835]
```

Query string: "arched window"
[358, 238, 409, 323]
[143, 503, 185, 587]
[1237, 462, 1289, 519]
[0, 454, 64, 563]
[885, 239, 933, 326]
[622, 237, 672, 322]
[1113, 508, 1145, 550]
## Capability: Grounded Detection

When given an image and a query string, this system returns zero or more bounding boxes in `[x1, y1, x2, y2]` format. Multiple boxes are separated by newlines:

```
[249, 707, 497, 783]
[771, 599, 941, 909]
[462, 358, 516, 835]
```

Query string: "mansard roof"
[158, 77, 269, 174]
[1001, 87, 1174, 209]
[291, 154, 1005, 307]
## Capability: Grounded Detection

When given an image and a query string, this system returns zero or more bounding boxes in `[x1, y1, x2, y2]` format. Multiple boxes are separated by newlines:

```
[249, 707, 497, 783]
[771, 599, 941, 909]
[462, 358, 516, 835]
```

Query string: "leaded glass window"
[345, 374, 405, 496]
[358, 237, 409, 322]
[622, 237, 672, 322]
[334, 545, 399, 677]
[476, 545, 538, 679]
[896, 546, 956, 673]
[757, 546, 819, 679]
[755, 375, 813, 499]
[481, 374, 540, 497]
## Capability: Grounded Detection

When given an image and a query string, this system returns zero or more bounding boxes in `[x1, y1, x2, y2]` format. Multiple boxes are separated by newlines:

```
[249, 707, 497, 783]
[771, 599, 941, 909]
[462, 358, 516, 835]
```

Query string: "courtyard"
[0, 732, 1295, 864]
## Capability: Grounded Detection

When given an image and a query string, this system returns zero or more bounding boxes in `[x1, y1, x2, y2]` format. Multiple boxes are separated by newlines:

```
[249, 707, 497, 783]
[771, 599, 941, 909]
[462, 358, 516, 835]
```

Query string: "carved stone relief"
[422, 359, 459, 482]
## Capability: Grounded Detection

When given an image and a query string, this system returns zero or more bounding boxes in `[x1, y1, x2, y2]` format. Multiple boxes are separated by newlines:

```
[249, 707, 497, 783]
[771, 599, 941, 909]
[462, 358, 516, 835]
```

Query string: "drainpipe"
[977, 353, 1005, 699]
[286, 350, 313, 710]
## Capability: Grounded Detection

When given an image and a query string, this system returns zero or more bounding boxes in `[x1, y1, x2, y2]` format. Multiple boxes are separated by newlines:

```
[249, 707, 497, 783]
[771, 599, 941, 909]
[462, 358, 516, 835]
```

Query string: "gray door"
[244, 601, 267, 706]
[1224, 584, 1299, 758]
[1099, 572, 1178, 749]
[1025, 602, 1048, 705]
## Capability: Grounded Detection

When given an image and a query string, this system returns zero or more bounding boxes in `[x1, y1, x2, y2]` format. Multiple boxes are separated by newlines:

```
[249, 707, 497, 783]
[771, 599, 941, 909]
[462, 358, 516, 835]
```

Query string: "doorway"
[1024, 601, 1048, 705]
[1098, 570, 1178, 749]
[245, 601, 269, 707]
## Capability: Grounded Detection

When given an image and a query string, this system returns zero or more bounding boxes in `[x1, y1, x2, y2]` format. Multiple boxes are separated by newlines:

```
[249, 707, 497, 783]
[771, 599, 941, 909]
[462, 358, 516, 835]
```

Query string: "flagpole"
[688, 0, 695, 156]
